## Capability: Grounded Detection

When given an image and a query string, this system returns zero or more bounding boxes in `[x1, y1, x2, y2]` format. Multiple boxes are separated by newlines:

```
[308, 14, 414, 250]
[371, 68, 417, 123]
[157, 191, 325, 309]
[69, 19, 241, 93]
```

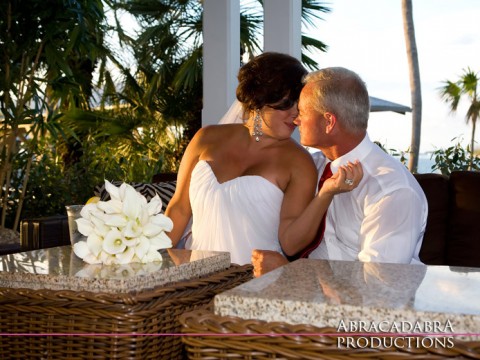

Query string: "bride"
[165, 52, 360, 265]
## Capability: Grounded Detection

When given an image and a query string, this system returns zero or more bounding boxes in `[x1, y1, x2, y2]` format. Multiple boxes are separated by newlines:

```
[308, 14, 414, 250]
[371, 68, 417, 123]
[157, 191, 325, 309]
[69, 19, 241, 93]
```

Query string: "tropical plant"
[439, 68, 480, 169]
[1, 0, 332, 231]
[108, 0, 331, 144]
[402, 0, 422, 173]
[0, 0, 115, 231]
[431, 138, 480, 176]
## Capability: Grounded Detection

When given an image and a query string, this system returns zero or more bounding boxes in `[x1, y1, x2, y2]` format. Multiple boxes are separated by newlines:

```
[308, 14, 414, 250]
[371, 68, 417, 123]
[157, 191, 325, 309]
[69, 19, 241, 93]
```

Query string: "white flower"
[105, 180, 121, 201]
[97, 199, 123, 214]
[87, 232, 104, 257]
[103, 229, 127, 254]
[146, 195, 163, 216]
[149, 231, 173, 250]
[72, 180, 173, 265]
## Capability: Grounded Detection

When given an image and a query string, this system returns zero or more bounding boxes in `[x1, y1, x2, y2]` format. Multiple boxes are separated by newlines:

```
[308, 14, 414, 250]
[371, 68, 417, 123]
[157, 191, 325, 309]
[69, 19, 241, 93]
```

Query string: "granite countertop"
[0, 246, 230, 293]
[215, 259, 480, 336]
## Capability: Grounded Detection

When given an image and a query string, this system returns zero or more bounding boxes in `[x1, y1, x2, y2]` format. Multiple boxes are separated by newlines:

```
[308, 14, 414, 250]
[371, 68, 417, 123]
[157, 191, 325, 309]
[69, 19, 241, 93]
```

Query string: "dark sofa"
[4, 171, 480, 268]
[416, 171, 480, 267]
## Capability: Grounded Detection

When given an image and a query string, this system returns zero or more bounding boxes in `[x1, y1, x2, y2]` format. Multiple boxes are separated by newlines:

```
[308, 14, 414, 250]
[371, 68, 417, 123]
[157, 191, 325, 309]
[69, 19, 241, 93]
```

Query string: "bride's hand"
[320, 161, 363, 195]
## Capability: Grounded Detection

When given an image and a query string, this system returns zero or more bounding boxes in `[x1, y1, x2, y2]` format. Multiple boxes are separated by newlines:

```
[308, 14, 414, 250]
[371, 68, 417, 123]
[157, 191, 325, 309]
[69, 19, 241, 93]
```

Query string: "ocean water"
[417, 153, 437, 174]
[399, 153, 438, 174]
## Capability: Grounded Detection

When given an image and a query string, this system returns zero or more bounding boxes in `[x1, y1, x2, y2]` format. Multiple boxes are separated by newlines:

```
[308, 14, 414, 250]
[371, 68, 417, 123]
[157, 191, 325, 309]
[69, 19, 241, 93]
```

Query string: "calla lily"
[123, 219, 143, 238]
[100, 251, 118, 265]
[90, 216, 110, 237]
[72, 180, 173, 265]
[122, 185, 143, 220]
[86, 232, 104, 257]
[97, 199, 123, 214]
[73, 241, 91, 259]
[105, 180, 121, 201]
[103, 229, 127, 254]
[134, 236, 151, 259]
[76, 218, 94, 236]
[149, 231, 173, 250]
[142, 223, 164, 237]
[151, 213, 174, 232]
[141, 249, 163, 263]
[73, 241, 102, 264]
[103, 213, 128, 227]
[146, 195, 163, 216]
[122, 236, 139, 247]
[115, 246, 136, 264]
[142, 214, 173, 237]
[80, 203, 98, 220]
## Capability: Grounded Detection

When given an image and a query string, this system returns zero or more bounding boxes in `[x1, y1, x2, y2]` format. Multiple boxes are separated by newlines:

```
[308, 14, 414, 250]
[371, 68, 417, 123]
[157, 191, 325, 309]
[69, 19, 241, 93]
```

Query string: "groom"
[252, 67, 428, 277]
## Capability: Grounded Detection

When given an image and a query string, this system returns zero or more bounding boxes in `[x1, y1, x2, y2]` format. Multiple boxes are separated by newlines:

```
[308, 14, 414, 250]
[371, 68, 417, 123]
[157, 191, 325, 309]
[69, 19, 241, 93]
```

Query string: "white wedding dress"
[187, 160, 284, 265]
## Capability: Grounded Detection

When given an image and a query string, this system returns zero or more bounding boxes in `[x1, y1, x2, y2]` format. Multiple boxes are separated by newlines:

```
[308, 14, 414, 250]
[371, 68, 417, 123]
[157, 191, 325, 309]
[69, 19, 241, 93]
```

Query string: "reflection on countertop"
[215, 259, 480, 335]
[0, 247, 230, 293]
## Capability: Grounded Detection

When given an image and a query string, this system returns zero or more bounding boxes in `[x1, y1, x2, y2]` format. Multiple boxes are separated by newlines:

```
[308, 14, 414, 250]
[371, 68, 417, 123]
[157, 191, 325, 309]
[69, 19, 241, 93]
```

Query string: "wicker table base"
[0, 264, 252, 360]
[180, 309, 480, 360]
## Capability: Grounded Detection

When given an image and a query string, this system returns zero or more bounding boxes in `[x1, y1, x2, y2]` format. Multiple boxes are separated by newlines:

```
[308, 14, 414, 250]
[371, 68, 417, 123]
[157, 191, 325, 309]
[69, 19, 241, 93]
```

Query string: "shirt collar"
[330, 133, 373, 173]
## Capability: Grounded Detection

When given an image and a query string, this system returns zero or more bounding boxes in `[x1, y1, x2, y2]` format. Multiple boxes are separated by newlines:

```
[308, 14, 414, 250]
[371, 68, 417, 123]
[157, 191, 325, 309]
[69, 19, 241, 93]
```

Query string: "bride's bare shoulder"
[196, 123, 246, 140]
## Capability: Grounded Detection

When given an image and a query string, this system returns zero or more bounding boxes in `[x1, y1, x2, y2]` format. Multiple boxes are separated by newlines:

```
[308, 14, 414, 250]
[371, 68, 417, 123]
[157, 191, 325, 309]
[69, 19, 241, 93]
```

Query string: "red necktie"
[286, 162, 332, 261]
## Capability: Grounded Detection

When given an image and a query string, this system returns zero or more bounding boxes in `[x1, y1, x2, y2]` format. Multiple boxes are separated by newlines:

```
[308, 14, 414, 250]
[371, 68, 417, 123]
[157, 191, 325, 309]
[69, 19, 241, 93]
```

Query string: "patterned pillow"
[93, 181, 177, 213]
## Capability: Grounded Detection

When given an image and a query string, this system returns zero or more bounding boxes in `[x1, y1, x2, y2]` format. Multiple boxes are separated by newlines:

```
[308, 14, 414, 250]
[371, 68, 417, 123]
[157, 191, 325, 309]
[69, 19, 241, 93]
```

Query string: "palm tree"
[0, 0, 114, 230]
[402, 0, 422, 173]
[109, 0, 331, 144]
[439, 68, 479, 168]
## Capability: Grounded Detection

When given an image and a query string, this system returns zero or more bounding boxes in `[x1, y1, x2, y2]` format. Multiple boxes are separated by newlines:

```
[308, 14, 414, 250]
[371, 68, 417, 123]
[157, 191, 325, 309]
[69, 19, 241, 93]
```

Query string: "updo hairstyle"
[236, 52, 307, 112]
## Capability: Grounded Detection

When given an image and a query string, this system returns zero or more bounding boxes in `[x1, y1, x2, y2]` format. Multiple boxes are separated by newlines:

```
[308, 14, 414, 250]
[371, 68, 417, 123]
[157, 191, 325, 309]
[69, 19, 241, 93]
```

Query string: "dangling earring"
[252, 110, 263, 142]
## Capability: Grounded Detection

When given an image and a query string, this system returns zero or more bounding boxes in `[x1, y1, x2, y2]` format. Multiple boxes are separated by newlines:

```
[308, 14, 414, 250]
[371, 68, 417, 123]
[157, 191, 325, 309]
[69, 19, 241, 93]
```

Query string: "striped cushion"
[93, 181, 177, 213]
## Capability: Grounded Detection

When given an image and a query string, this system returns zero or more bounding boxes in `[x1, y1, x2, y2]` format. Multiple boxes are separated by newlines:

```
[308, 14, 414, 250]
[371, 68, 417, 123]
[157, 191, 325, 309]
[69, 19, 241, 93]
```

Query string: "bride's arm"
[165, 128, 207, 247]
[278, 158, 363, 257]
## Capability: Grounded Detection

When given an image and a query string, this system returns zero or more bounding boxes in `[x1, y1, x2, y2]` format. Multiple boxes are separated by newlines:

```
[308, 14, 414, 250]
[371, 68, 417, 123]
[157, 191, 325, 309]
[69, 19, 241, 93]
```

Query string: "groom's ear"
[324, 112, 337, 134]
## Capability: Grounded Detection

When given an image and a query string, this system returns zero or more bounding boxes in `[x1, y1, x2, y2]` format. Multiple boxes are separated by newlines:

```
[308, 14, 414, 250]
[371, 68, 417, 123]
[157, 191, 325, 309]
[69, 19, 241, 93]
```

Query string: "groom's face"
[294, 84, 326, 148]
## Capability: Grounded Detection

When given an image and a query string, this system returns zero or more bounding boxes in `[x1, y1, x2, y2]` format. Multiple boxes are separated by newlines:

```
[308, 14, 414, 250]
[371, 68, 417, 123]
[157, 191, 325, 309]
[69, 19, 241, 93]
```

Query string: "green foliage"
[6, 125, 169, 228]
[2, 0, 333, 231]
[438, 68, 479, 161]
[5, 140, 84, 227]
[374, 140, 480, 175]
[0, 0, 112, 230]
[431, 139, 480, 176]
[374, 141, 409, 167]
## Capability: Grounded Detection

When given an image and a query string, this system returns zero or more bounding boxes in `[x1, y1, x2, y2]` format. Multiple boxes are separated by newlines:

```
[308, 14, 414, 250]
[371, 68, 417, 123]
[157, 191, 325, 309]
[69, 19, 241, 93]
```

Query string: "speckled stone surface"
[0, 246, 230, 293]
[215, 259, 480, 336]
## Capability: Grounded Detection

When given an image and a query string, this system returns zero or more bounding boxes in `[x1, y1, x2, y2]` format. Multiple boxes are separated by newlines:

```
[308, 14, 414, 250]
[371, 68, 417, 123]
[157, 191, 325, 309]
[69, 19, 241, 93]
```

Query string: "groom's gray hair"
[303, 67, 370, 133]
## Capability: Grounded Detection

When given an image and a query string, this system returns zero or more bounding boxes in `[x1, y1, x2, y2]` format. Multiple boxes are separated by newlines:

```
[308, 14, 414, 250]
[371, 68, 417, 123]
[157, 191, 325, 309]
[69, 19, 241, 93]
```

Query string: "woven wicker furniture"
[180, 309, 480, 359]
[180, 259, 480, 359]
[0, 247, 253, 359]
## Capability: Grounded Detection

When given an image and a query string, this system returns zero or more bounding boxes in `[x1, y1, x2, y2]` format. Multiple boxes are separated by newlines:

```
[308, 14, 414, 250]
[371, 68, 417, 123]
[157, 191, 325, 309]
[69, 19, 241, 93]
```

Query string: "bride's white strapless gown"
[188, 160, 284, 265]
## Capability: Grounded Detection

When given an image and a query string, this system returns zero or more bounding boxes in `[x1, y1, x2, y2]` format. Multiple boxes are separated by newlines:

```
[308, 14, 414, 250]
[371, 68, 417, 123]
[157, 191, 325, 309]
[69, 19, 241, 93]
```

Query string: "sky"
[305, 0, 480, 153]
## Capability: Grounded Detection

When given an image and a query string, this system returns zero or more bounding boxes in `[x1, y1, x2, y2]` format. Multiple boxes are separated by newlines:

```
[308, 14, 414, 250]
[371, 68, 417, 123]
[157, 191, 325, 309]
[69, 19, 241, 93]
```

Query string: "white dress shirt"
[309, 134, 428, 264]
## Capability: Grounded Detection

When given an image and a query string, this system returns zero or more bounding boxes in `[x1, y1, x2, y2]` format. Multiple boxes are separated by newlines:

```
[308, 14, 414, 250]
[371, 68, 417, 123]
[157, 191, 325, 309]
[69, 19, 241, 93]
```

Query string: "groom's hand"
[251, 249, 288, 277]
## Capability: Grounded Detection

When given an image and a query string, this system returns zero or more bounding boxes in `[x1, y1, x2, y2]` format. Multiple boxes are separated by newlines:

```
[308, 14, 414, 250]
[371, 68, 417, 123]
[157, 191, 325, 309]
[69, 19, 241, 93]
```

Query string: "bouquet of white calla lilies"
[73, 180, 173, 265]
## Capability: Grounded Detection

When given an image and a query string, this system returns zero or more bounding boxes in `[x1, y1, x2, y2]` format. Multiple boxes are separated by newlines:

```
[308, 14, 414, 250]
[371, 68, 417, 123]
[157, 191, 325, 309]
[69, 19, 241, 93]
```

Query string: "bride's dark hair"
[236, 52, 307, 112]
